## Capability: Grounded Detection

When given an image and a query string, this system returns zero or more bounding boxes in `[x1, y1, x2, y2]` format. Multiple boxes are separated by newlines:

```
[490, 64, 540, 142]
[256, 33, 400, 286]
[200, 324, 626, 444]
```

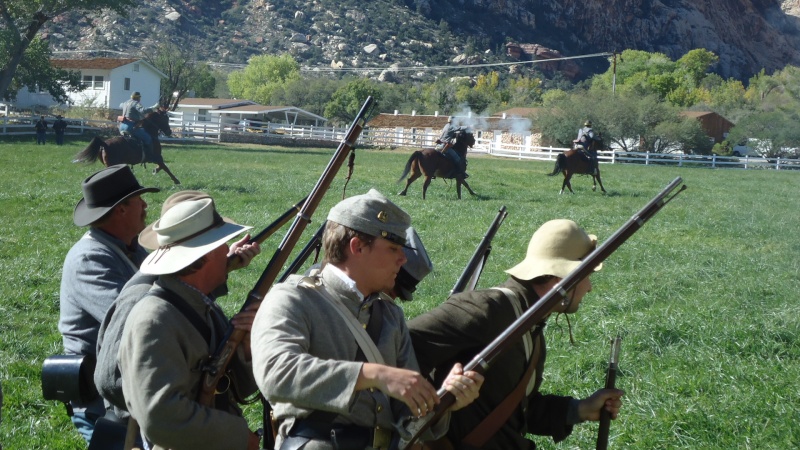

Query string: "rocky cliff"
[43, 0, 800, 82]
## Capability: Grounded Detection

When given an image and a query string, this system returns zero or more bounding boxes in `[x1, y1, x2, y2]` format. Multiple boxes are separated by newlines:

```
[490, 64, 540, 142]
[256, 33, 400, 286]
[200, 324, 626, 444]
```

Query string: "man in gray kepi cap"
[251, 189, 484, 450]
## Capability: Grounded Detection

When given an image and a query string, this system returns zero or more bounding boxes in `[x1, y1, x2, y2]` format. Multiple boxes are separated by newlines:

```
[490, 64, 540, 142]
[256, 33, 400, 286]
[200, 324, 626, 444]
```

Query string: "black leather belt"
[285, 419, 394, 450]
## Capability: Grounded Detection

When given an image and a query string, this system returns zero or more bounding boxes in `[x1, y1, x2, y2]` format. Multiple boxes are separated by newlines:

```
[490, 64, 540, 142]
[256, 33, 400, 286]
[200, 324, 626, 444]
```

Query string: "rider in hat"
[119, 92, 154, 160]
[58, 165, 159, 443]
[250, 189, 483, 449]
[573, 120, 598, 174]
[436, 116, 469, 179]
[409, 219, 624, 450]
[118, 198, 261, 449]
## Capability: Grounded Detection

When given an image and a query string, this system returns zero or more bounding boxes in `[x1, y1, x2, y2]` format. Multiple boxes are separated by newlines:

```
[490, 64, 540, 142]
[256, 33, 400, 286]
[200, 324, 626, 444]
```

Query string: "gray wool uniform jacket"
[119, 275, 257, 450]
[251, 264, 447, 450]
[59, 228, 147, 356]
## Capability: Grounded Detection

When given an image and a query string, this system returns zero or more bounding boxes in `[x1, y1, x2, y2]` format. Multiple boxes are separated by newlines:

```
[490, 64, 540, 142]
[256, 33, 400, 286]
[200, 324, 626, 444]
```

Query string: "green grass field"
[1, 137, 798, 449]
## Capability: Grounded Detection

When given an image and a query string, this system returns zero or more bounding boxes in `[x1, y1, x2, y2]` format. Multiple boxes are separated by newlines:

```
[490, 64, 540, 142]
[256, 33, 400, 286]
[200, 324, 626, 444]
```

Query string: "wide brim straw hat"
[140, 198, 251, 275]
[73, 164, 159, 227]
[138, 190, 232, 250]
[505, 219, 601, 281]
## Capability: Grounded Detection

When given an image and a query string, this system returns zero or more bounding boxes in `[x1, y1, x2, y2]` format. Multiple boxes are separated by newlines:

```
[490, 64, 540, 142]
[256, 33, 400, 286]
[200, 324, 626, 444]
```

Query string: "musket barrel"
[401, 177, 685, 449]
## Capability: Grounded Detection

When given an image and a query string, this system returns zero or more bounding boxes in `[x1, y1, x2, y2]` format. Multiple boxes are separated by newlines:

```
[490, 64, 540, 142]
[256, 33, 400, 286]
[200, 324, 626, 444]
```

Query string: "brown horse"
[548, 137, 606, 194]
[73, 110, 180, 184]
[397, 130, 478, 199]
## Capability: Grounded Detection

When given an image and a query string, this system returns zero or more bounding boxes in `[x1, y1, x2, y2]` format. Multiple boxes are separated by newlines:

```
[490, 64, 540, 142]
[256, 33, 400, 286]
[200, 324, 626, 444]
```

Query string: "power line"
[54, 49, 612, 73]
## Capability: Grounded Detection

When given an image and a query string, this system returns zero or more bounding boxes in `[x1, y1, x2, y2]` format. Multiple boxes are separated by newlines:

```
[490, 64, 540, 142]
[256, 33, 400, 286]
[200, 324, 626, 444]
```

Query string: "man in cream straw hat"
[118, 197, 261, 449]
[93, 190, 260, 445]
[409, 219, 624, 450]
[251, 189, 483, 450]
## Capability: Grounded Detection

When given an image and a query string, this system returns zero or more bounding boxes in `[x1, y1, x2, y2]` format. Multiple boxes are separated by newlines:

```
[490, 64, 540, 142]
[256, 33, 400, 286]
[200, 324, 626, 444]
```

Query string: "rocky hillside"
[42, 0, 800, 82]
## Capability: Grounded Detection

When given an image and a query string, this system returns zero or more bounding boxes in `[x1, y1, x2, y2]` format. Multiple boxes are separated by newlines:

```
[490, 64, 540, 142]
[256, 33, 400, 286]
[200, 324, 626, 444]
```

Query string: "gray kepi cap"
[327, 189, 411, 247]
[395, 227, 433, 301]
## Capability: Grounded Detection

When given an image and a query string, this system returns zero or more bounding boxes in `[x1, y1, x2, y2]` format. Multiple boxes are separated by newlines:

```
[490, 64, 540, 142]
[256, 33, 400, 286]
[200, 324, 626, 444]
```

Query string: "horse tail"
[397, 152, 420, 183]
[548, 153, 565, 176]
[73, 137, 104, 164]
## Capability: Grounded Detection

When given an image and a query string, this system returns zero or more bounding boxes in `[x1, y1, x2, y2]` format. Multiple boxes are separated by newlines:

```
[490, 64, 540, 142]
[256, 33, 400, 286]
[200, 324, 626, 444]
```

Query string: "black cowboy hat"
[73, 165, 159, 227]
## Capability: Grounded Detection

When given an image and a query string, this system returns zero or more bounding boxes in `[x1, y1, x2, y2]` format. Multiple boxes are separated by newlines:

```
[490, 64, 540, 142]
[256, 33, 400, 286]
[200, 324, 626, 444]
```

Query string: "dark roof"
[50, 58, 140, 70]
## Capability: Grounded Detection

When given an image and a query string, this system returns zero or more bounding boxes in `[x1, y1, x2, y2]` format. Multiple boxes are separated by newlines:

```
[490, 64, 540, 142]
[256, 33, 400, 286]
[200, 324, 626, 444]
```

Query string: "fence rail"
[2, 114, 799, 171]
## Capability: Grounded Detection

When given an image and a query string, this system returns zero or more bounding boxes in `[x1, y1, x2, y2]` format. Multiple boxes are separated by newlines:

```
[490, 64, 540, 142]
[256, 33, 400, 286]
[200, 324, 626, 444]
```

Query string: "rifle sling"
[461, 288, 542, 448]
[151, 287, 212, 348]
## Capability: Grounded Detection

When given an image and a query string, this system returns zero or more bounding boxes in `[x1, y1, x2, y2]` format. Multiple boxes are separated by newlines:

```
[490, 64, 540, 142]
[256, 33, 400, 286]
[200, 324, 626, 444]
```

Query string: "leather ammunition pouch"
[41, 354, 99, 406]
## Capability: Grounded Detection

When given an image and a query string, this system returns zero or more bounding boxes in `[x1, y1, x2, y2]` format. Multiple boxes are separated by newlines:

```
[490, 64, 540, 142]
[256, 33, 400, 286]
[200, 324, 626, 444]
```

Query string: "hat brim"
[505, 234, 602, 280]
[140, 223, 252, 275]
[73, 186, 160, 227]
[139, 214, 235, 250]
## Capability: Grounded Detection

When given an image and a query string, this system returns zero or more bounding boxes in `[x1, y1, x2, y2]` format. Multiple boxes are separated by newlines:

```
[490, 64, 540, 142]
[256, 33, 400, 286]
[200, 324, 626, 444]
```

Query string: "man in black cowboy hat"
[58, 164, 159, 443]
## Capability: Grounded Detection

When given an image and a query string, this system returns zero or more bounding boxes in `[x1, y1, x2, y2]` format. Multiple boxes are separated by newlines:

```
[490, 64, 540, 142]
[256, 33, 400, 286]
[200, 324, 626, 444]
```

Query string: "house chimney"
[502, 113, 507, 119]
[435, 111, 439, 116]
[394, 110, 398, 115]
[411, 110, 416, 116]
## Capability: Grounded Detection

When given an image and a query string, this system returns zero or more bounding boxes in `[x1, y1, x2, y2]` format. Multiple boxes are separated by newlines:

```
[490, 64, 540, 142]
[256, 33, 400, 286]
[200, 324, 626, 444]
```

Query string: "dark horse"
[74, 110, 180, 184]
[548, 137, 606, 194]
[397, 130, 478, 199]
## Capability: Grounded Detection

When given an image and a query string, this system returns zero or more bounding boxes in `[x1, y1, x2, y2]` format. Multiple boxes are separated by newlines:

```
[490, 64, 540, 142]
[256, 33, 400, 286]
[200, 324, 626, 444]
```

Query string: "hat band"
[148, 212, 225, 264]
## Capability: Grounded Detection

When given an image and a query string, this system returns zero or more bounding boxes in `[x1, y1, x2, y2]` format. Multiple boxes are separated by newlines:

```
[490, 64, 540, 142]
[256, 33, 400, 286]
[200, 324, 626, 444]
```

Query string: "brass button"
[377, 405, 383, 412]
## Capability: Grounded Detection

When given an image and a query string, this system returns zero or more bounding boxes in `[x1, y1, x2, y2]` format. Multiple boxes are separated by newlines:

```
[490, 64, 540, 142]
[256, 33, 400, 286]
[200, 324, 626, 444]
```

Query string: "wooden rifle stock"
[450, 206, 508, 295]
[596, 335, 622, 450]
[197, 96, 376, 407]
[226, 196, 308, 266]
[401, 176, 686, 449]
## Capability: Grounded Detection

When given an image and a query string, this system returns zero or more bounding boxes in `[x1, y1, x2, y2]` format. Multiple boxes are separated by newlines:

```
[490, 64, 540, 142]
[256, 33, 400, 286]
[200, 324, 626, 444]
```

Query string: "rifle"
[450, 206, 508, 295]
[278, 221, 326, 282]
[401, 176, 686, 449]
[230, 195, 308, 263]
[197, 97, 376, 408]
[596, 335, 622, 450]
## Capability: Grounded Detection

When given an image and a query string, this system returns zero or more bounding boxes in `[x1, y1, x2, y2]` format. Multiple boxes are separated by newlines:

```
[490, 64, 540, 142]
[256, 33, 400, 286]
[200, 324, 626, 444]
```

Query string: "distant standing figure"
[53, 115, 68, 145]
[35, 116, 48, 145]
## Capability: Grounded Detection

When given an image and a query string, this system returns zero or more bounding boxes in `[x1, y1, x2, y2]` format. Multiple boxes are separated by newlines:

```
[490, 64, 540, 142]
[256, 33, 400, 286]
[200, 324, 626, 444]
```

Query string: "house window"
[82, 75, 104, 89]
[82, 75, 93, 88]
[124, 78, 131, 91]
[134, 64, 140, 72]
[198, 109, 209, 121]
[93, 76, 103, 89]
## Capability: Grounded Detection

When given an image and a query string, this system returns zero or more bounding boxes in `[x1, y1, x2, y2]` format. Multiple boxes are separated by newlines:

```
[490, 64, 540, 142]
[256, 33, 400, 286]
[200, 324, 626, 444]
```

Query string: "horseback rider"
[119, 92, 154, 161]
[436, 116, 469, 179]
[573, 120, 598, 175]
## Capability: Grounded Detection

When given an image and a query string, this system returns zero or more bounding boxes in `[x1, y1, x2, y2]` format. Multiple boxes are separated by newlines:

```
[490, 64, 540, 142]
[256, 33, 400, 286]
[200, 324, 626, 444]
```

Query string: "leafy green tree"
[144, 42, 216, 110]
[324, 78, 382, 124]
[727, 111, 800, 158]
[4, 37, 82, 102]
[271, 77, 341, 116]
[227, 54, 301, 105]
[0, 0, 135, 100]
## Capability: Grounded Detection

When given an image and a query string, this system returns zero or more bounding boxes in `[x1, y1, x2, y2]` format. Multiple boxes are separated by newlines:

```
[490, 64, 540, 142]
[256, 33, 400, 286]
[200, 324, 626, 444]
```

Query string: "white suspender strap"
[316, 285, 386, 365]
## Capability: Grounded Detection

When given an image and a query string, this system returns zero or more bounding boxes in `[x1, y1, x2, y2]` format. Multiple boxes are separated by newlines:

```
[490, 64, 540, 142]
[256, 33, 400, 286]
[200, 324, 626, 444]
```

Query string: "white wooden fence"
[2, 113, 799, 171]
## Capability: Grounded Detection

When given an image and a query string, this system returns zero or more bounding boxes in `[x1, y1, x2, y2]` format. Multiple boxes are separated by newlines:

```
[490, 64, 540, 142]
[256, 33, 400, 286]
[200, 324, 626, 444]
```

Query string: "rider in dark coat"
[572, 120, 598, 174]
[436, 117, 469, 179]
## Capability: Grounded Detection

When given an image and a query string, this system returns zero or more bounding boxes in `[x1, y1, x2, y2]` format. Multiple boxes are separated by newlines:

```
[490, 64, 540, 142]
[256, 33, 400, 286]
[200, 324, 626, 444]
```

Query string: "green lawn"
[1, 137, 798, 449]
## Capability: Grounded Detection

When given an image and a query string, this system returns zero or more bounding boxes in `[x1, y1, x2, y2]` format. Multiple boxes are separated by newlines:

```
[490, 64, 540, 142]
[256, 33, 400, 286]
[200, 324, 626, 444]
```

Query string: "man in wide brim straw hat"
[250, 189, 483, 449]
[409, 219, 623, 450]
[118, 197, 262, 449]
[58, 164, 159, 443]
[94, 191, 260, 426]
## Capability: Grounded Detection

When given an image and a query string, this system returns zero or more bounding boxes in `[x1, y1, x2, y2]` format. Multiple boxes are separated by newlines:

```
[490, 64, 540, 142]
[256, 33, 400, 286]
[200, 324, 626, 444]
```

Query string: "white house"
[174, 98, 327, 127]
[13, 58, 164, 110]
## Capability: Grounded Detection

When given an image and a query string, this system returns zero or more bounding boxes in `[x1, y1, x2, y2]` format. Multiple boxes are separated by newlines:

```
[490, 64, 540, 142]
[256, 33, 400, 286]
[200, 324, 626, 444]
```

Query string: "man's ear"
[348, 236, 363, 255]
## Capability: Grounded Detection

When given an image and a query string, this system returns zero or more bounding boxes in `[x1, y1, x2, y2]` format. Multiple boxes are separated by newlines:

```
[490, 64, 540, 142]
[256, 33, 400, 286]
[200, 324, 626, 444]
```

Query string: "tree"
[227, 54, 301, 105]
[323, 78, 382, 125]
[143, 42, 216, 110]
[0, 0, 136, 100]
[3, 37, 82, 103]
[727, 111, 800, 158]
